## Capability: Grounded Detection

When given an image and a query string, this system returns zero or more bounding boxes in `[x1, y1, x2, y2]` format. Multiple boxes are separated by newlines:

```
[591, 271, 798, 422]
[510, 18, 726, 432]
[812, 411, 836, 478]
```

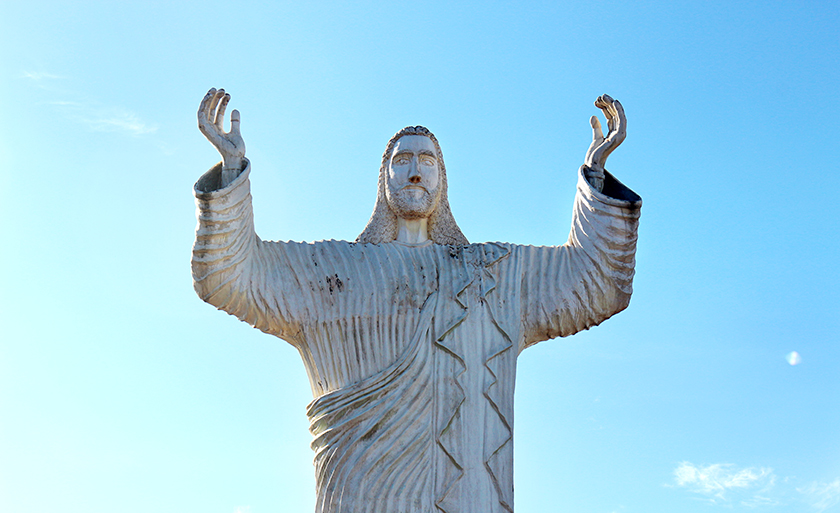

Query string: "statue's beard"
[386, 185, 440, 220]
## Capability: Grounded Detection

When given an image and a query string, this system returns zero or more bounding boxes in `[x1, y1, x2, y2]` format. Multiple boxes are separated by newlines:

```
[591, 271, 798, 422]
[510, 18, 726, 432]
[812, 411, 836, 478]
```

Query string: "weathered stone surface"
[193, 89, 641, 513]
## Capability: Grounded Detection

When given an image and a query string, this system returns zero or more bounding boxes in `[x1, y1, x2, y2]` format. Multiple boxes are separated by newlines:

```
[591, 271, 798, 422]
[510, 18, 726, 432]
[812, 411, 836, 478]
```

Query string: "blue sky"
[1, 1, 838, 512]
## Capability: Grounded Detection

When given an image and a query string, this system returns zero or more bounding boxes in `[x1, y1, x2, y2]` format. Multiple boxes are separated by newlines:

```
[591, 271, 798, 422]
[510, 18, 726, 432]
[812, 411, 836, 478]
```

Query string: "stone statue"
[192, 88, 641, 513]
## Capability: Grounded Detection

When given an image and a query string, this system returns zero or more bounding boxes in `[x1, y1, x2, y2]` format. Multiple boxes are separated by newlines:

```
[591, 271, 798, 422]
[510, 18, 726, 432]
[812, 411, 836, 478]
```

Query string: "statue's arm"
[518, 96, 642, 350]
[192, 159, 306, 340]
[192, 89, 303, 342]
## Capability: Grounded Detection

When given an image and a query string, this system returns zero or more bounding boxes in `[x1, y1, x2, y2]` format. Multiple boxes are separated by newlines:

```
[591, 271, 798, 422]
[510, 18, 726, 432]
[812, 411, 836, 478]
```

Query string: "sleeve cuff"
[194, 158, 251, 198]
[577, 166, 642, 211]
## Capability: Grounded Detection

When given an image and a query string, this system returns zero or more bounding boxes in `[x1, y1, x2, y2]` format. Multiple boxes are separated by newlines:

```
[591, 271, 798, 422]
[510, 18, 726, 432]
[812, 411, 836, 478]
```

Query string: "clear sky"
[1, 1, 838, 512]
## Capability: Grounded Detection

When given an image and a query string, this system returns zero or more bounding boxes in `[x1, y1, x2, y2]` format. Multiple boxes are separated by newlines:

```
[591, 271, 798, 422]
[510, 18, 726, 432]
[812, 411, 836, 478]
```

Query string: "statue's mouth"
[398, 184, 428, 193]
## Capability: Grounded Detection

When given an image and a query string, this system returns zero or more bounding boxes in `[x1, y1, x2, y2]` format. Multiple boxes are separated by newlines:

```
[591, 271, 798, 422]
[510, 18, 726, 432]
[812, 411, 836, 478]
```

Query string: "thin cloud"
[673, 462, 777, 506]
[81, 109, 158, 136]
[21, 71, 63, 80]
[46, 100, 83, 107]
[26, 71, 158, 137]
[799, 479, 840, 512]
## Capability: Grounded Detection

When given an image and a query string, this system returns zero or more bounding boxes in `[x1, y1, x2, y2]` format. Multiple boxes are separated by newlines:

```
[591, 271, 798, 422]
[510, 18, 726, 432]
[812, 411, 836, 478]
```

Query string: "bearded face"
[387, 182, 440, 219]
[385, 135, 442, 219]
[357, 128, 468, 245]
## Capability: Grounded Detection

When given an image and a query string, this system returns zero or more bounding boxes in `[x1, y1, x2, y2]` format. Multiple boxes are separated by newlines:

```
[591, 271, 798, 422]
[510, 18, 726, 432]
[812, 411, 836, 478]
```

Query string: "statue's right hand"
[198, 88, 246, 171]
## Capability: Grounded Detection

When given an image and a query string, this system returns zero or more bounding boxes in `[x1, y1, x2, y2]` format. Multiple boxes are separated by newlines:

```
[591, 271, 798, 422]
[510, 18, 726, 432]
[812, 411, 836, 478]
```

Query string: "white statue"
[193, 88, 641, 513]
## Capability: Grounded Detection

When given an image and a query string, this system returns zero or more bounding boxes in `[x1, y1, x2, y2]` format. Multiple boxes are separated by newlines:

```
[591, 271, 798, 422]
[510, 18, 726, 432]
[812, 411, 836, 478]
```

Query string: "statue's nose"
[408, 162, 421, 183]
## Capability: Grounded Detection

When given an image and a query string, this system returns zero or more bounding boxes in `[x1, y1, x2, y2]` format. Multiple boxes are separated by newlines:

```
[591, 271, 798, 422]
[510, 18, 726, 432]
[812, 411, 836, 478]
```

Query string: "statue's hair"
[356, 126, 468, 245]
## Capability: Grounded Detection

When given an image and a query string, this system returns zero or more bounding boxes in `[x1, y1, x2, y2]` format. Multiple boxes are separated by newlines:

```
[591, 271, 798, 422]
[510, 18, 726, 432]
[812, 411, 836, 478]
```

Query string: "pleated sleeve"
[517, 167, 642, 351]
[191, 160, 306, 343]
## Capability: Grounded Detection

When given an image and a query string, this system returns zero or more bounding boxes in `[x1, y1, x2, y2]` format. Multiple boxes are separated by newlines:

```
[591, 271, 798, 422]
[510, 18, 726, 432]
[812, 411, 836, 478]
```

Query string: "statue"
[192, 88, 641, 513]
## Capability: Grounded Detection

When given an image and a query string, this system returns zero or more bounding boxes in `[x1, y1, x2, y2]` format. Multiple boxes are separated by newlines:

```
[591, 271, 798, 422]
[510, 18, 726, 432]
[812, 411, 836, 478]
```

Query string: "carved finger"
[585, 116, 604, 167]
[199, 88, 215, 114]
[612, 99, 627, 143]
[230, 109, 241, 137]
[215, 93, 231, 128]
[596, 95, 614, 133]
[208, 89, 224, 121]
[590, 115, 604, 143]
[197, 88, 216, 131]
[604, 100, 626, 143]
[609, 99, 622, 132]
[594, 95, 608, 110]
[603, 96, 617, 134]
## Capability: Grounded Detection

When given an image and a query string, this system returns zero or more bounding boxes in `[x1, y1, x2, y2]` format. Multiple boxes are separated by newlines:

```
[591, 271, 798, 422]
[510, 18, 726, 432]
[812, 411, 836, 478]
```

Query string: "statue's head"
[356, 126, 468, 245]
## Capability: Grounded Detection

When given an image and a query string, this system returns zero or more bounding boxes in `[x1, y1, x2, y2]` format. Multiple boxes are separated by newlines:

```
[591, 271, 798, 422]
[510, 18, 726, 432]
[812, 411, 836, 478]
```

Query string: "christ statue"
[192, 88, 641, 513]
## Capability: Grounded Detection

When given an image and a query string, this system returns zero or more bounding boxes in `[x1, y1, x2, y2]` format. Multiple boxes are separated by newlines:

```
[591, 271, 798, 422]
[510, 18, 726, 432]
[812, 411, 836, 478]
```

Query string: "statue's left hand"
[584, 94, 626, 190]
[197, 88, 246, 173]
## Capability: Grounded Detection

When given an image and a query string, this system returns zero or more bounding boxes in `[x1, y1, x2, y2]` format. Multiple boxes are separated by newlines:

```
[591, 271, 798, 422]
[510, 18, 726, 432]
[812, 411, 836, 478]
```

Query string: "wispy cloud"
[21, 71, 66, 92]
[81, 109, 158, 135]
[673, 462, 778, 506]
[46, 100, 83, 107]
[26, 70, 157, 137]
[673, 462, 840, 511]
[21, 71, 63, 81]
[799, 479, 840, 512]
[233, 507, 251, 513]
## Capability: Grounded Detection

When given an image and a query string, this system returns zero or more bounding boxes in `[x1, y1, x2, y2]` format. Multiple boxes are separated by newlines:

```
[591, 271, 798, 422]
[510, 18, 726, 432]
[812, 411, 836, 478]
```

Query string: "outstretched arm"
[197, 88, 246, 188]
[518, 95, 640, 350]
[193, 88, 300, 341]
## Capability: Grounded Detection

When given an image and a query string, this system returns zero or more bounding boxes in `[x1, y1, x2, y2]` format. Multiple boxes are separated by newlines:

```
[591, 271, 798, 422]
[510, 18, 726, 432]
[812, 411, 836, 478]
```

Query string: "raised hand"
[584, 94, 626, 191]
[198, 88, 246, 173]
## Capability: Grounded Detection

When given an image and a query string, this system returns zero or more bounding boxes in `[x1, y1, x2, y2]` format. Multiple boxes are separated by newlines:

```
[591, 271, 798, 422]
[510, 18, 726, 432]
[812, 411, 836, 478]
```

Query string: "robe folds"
[192, 160, 641, 513]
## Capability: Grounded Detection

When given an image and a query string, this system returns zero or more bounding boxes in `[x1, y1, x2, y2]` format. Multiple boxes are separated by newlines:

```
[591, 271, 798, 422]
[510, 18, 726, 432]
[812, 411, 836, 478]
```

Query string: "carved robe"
[192, 161, 641, 513]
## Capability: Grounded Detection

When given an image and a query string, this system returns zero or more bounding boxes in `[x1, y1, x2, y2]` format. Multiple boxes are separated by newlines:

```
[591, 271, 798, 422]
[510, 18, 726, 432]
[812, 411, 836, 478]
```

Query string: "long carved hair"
[356, 126, 468, 245]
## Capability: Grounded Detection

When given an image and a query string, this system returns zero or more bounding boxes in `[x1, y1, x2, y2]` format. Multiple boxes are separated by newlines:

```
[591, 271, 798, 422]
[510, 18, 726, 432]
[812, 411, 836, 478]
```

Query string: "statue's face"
[385, 135, 441, 220]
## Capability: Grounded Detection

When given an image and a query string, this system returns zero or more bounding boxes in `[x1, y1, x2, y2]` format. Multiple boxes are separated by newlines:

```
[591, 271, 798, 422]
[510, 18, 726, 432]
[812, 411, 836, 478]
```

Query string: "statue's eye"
[394, 156, 410, 165]
[421, 157, 435, 166]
